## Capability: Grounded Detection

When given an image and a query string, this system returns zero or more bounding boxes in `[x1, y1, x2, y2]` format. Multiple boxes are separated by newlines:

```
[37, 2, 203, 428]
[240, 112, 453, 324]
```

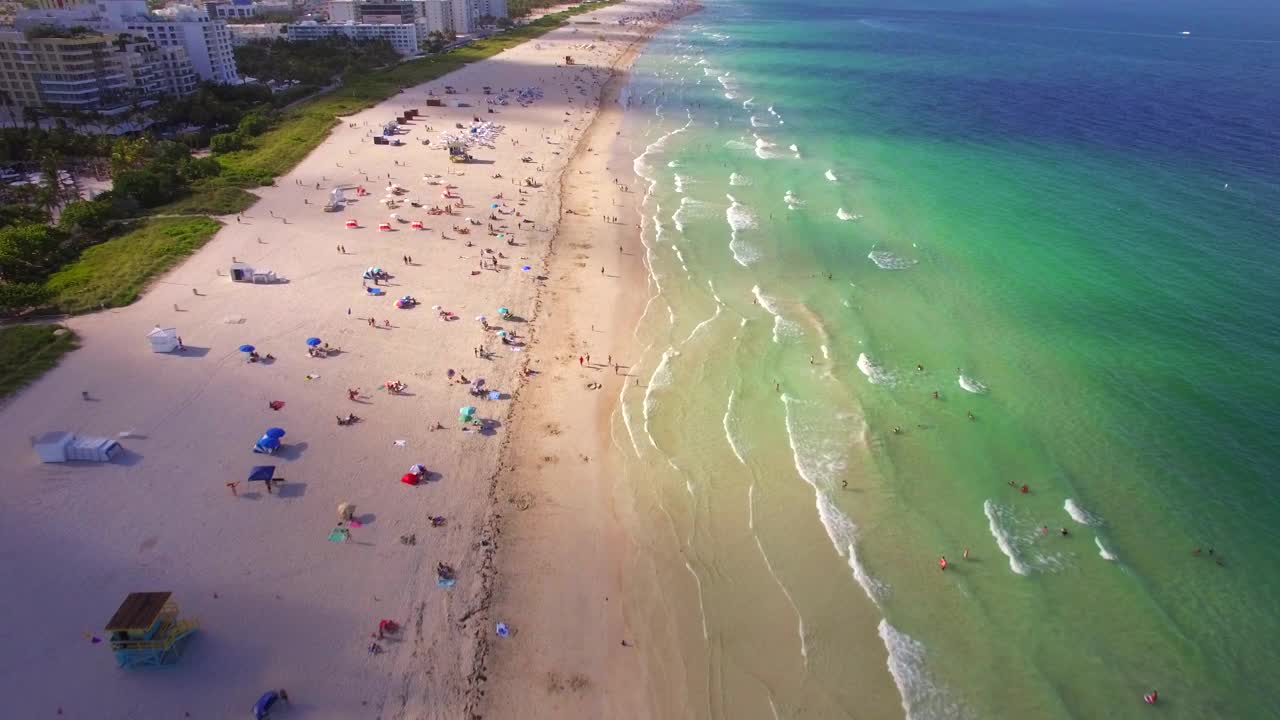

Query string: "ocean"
[610, 0, 1280, 718]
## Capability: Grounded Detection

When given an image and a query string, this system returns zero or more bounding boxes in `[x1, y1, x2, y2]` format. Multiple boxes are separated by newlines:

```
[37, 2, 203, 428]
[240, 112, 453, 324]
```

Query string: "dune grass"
[0, 325, 80, 401]
[43, 217, 222, 314]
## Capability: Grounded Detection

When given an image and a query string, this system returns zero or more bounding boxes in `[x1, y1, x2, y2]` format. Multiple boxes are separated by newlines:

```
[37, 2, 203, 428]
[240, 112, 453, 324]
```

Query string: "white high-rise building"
[327, 0, 473, 37]
[286, 21, 419, 56]
[16, 1, 240, 84]
[471, 0, 504, 23]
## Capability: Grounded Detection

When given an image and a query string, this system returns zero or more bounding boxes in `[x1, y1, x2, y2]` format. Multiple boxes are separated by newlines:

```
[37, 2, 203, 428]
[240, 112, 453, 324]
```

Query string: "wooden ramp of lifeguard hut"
[105, 592, 199, 669]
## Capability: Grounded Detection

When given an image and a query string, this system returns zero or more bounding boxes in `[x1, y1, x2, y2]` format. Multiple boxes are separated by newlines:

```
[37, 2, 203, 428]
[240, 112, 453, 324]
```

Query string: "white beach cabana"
[32, 431, 122, 463]
[230, 262, 278, 284]
[146, 326, 179, 353]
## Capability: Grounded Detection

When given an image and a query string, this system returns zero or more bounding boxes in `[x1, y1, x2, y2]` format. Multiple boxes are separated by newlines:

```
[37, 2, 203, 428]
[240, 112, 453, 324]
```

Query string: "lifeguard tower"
[447, 139, 472, 163]
[105, 592, 198, 669]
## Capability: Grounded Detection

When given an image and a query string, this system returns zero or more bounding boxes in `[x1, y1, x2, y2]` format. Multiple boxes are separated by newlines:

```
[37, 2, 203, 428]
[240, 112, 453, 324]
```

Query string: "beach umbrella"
[488, 391, 501, 401]
[409, 464, 425, 475]
[239, 344, 255, 353]
[491, 203, 498, 208]
[472, 378, 485, 388]
[475, 315, 485, 322]
[264, 427, 286, 438]
[305, 337, 322, 347]
[246, 465, 276, 484]
[256, 435, 281, 450]
[498, 307, 509, 316]
[522, 265, 531, 271]
[433, 305, 443, 311]
[460, 405, 476, 416]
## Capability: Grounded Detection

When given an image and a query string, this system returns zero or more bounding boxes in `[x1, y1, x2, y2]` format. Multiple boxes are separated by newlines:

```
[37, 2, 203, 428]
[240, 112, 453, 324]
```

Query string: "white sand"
[0, 1, 690, 717]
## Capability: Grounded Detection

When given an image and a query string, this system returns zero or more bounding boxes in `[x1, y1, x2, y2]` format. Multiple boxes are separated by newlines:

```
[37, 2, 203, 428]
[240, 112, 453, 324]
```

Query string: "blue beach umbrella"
[491, 203, 498, 208]
[521, 265, 531, 272]
[488, 391, 501, 401]
[239, 344, 255, 353]
[459, 406, 476, 416]
[496, 330, 507, 337]
[256, 435, 281, 450]
[497, 307, 509, 316]
[264, 427, 286, 438]
[305, 337, 322, 347]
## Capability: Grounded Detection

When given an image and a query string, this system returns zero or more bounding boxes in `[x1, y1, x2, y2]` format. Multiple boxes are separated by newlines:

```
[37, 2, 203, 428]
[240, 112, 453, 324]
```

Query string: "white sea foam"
[825, 169, 838, 182]
[751, 284, 781, 315]
[773, 316, 802, 344]
[724, 390, 747, 464]
[632, 117, 693, 181]
[1064, 499, 1100, 526]
[754, 136, 779, 160]
[642, 348, 679, 451]
[856, 352, 895, 385]
[729, 172, 750, 186]
[685, 561, 710, 641]
[984, 499, 1031, 576]
[667, 160, 680, 168]
[780, 394, 860, 560]
[849, 543, 888, 606]
[727, 194, 760, 267]
[671, 197, 707, 234]
[618, 342, 653, 458]
[837, 208, 864, 222]
[750, 115, 769, 128]
[742, 97, 755, 109]
[783, 190, 804, 210]
[752, 519, 807, 662]
[724, 139, 752, 151]
[1095, 536, 1118, 561]
[878, 620, 967, 720]
[957, 374, 988, 394]
[724, 92, 736, 100]
[673, 173, 687, 193]
[683, 303, 720, 345]
[868, 250, 918, 270]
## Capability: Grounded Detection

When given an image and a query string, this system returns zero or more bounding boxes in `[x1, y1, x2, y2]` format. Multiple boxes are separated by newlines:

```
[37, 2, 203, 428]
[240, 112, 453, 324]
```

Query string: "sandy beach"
[0, 1, 694, 717]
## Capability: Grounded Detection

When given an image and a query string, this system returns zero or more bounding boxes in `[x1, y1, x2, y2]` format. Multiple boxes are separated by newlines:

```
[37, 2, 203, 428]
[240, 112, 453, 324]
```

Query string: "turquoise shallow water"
[613, 1, 1280, 718]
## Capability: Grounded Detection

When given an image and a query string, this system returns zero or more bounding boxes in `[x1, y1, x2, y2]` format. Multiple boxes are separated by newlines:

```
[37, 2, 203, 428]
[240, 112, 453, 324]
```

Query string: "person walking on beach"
[579, 356, 584, 366]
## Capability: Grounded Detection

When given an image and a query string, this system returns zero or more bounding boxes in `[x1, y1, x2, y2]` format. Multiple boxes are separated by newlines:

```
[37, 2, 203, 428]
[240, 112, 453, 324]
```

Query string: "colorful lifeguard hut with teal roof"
[105, 592, 198, 669]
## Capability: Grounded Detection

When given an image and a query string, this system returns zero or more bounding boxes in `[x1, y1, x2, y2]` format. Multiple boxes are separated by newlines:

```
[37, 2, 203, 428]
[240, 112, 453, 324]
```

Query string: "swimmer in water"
[967, 411, 976, 421]
[916, 363, 924, 372]
[1144, 690, 1158, 705]
[938, 556, 947, 571]
[933, 390, 939, 399]
[892, 426, 902, 435]
[1060, 527, 1069, 536]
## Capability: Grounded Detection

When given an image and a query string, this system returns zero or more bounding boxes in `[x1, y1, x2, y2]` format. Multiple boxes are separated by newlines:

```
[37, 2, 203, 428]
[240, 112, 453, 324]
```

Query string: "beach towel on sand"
[437, 577, 456, 588]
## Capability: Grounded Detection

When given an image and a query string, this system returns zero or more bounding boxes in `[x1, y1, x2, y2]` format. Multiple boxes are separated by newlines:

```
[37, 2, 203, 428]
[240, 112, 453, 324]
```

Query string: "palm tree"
[22, 104, 43, 130]
[38, 150, 66, 213]
[0, 89, 16, 128]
